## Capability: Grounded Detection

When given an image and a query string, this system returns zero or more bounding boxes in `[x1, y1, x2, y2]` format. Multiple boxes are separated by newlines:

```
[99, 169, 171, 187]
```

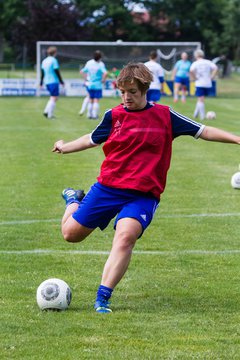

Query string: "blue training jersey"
[41, 56, 60, 85]
[174, 60, 191, 78]
[81, 59, 107, 90]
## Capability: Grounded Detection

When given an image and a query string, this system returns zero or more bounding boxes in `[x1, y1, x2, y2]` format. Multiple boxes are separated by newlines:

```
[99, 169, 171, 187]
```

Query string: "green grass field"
[1, 93, 240, 359]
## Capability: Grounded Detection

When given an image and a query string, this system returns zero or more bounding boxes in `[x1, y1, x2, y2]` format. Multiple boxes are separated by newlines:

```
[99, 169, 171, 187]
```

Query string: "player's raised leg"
[61, 187, 94, 242]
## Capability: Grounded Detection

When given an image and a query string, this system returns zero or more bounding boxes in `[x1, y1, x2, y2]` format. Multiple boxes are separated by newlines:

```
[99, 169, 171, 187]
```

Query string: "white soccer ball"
[206, 111, 216, 120]
[36, 278, 72, 311]
[231, 172, 240, 189]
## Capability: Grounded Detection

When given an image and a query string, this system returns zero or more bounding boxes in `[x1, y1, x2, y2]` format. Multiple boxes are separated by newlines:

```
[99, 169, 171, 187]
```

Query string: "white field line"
[0, 219, 60, 225]
[1, 212, 240, 226]
[1, 249, 240, 256]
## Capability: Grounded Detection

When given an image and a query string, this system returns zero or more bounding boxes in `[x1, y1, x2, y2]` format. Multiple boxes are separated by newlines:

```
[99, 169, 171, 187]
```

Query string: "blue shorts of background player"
[195, 87, 211, 97]
[146, 89, 161, 102]
[72, 182, 159, 237]
[88, 89, 102, 99]
[174, 76, 189, 89]
[46, 83, 59, 96]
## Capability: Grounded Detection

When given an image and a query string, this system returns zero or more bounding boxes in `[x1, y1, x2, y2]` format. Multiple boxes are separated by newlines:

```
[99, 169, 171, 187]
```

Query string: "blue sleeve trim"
[90, 109, 113, 144]
[170, 108, 204, 138]
[159, 76, 164, 83]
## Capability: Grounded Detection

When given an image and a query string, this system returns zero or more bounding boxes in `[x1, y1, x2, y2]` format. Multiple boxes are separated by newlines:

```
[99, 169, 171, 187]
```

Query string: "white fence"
[0, 78, 117, 97]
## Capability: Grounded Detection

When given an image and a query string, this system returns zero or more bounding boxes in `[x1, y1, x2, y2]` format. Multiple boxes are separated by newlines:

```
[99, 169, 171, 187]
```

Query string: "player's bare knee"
[62, 229, 77, 242]
[62, 226, 85, 243]
[115, 231, 137, 251]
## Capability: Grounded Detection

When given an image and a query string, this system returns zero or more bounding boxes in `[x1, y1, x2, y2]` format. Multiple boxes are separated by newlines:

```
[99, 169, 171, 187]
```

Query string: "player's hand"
[52, 140, 64, 153]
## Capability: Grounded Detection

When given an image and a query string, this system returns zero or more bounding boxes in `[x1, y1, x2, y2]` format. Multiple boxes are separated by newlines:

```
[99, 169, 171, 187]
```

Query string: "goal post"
[36, 41, 201, 96]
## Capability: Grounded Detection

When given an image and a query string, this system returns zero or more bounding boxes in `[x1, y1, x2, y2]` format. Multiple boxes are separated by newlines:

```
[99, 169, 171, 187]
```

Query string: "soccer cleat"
[94, 298, 112, 314]
[43, 113, 48, 118]
[61, 187, 85, 205]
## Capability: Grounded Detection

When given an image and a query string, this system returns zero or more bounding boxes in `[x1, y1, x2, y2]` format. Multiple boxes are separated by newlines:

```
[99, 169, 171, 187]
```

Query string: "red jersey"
[97, 104, 173, 200]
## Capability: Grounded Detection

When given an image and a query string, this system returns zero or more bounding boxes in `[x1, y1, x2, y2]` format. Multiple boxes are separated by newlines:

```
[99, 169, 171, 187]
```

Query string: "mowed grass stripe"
[1, 211, 240, 226]
[1, 249, 240, 256]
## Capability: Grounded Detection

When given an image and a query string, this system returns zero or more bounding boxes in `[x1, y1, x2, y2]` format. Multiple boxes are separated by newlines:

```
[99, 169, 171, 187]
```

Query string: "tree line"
[0, 0, 239, 64]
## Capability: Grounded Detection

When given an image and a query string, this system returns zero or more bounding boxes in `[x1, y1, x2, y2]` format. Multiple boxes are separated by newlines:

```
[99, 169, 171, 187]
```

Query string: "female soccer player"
[40, 46, 64, 119]
[172, 51, 191, 103]
[190, 49, 218, 120]
[80, 50, 107, 119]
[144, 50, 164, 103]
[53, 63, 240, 313]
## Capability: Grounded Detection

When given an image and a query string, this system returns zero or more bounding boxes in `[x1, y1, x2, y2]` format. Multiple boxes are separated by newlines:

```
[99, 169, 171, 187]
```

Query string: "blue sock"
[66, 199, 82, 207]
[96, 285, 113, 301]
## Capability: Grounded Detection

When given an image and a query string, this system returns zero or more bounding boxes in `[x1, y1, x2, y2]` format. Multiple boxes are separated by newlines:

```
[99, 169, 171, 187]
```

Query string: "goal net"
[36, 41, 201, 96]
[37, 41, 201, 77]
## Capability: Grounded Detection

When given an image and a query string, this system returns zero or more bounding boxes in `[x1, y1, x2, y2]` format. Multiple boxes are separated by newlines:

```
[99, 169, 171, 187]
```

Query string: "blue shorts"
[46, 83, 59, 96]
[72, 182, 159, 236]
[88, 89, 102, 99]
[195, 87, 211, 97]
[174, 76, 189, 88]
[146, 89, 161, 102]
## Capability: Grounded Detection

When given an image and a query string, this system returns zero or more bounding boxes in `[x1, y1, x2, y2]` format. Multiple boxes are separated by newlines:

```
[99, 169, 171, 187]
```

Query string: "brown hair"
[47, 46, 57, 56]
[94, 50, 102, 61]
[149, 50, 158, 60]
[116, 63, 153, 93]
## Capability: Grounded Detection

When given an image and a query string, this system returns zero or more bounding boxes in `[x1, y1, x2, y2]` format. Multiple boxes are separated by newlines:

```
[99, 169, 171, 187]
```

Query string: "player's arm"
[80, 69, 88, 80]
[211, 65, 218, 80]
[189, 69, 196, 81]
[52, 134, 97, 154]
[40, 69, 44, 86]
[54, 69, 64, 85]
[189, 63, 196, 81]
[199, 126, 240, 144]
[102, 71, 108, 83]
[53, 109, 113, 154]
[159, 76, 164, 83]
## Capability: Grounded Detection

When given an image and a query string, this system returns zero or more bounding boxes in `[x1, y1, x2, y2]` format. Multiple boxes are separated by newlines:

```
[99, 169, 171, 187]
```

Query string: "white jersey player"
[190, 49, 218, 120]
[144, 50, 164, 103]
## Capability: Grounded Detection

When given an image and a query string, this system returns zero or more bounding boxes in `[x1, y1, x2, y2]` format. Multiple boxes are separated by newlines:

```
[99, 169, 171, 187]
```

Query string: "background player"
[52, 63, 240, 314]
[40, 46, 64, 119]
[172, 51, 191, 103]
[80, 50, 108, 119]
[190, 49, 218, 120]
[144, 50, 164, 103]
